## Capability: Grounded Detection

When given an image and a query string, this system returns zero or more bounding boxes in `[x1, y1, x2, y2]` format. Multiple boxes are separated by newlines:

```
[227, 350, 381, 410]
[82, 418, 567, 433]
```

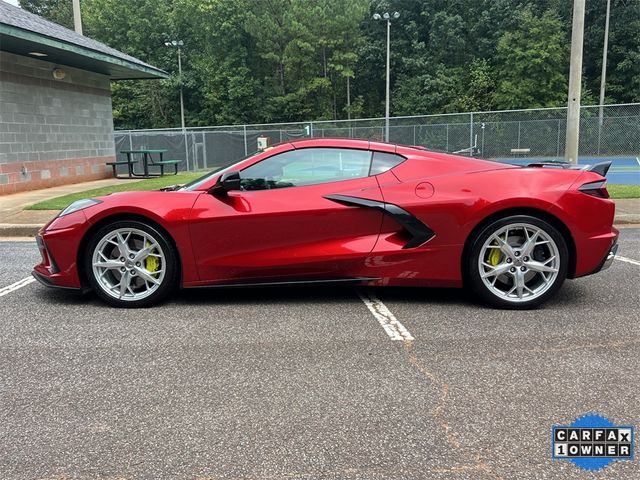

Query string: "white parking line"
[616, 255, 640, 267]
[0, 276, 36, 297]
[357, 289, 414, 341]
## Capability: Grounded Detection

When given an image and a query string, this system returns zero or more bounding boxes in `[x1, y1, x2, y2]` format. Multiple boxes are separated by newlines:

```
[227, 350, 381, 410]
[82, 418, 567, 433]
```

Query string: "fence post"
[202, 132, 207, 169]
[192, 132, 197, 170]
[243, 125, 248, 155]
[517, 121, 521, 149]
[556, 120, 561, 159]
[310, 121, 314, 138]
[184, 131, 189, 172]
[446, 124, 449, 152]
[469, 112, 474, 153]
[413, 125, 416, 145]
[597, 109, 602, 155]
[128, 131, 133, 151]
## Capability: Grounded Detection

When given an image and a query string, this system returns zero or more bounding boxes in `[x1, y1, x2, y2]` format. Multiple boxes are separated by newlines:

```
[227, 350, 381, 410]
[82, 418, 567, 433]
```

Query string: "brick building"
[0, 2, 165, 194]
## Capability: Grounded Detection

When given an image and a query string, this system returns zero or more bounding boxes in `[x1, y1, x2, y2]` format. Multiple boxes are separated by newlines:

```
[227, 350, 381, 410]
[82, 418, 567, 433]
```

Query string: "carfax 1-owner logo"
[552, 414, 635, 471]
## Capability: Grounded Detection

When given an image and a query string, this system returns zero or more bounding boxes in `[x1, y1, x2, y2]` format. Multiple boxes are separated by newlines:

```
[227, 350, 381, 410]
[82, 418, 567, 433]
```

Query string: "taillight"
[578, 180, 609, 199]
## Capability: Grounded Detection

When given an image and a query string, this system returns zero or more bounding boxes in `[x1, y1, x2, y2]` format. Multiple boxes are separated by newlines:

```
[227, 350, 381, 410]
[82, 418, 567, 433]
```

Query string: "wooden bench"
[148, 159, 181, 176]
[106, 159, 137, 178]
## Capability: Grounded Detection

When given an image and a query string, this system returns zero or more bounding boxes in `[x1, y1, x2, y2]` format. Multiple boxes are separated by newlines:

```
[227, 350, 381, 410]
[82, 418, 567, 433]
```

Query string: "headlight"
[59, 198, 102, 217]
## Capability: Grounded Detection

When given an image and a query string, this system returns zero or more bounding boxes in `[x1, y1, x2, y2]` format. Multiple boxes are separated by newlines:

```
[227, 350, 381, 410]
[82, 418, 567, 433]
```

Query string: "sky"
[2, 0, 20, 7]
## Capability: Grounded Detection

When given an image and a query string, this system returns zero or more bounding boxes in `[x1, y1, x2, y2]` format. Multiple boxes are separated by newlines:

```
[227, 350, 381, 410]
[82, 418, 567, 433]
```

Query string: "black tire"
[84, 220, 178, 308]
[466, 214, 569, 309]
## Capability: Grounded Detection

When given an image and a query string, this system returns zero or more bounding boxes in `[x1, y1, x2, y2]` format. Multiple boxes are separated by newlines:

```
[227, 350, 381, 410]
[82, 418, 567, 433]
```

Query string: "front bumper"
[32, 268, 84, 291]
[32, 210, 89, 290]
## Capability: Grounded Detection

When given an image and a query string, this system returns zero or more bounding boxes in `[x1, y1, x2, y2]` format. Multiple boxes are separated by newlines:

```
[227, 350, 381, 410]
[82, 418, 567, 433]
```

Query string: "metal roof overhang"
[0, 24, 167, 80]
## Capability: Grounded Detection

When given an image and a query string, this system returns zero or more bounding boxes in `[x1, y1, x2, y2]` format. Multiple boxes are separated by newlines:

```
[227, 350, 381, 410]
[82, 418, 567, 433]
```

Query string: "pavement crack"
[403, 340, 460, 450]
[402, 340, 504, 480]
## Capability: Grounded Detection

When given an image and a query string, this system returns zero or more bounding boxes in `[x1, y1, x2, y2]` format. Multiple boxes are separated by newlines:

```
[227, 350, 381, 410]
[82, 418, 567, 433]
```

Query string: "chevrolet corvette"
[33, 138, 618, 309]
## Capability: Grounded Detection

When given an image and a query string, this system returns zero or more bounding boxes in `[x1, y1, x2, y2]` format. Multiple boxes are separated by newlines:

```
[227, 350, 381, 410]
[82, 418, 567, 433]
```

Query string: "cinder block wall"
[0, 51, 115, 195]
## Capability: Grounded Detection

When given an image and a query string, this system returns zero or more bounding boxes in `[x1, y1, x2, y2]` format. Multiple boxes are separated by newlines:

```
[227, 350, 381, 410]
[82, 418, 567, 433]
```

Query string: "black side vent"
[324, 194, 435, 249]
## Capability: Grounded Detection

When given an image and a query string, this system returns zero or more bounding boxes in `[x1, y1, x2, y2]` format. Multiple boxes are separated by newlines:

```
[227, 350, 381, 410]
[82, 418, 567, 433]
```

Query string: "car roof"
[288, 138, 374, 150]
[288, 137, 433, 155]
[287, 137, 434, 155]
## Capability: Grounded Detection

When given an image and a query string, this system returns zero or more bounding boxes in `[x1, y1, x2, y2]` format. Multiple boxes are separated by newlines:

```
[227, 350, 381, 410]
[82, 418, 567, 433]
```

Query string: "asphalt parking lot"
[0, 229, 638, 480]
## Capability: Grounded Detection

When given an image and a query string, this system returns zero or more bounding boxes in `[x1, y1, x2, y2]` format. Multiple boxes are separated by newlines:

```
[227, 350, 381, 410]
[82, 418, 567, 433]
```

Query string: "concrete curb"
[0, 224, 44, 237]
[1, 218, 638, 238]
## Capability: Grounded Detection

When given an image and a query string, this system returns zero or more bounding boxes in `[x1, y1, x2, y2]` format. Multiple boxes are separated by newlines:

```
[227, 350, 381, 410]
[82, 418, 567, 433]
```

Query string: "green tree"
[171, 0, 260, 125]
[82, 0, 180, 129]
[493, 9, 568, 109]
[243, 0, 367, 122]
[19, 0, 73, 29]
[18, 0, 639, 128]
[583, 0, 640, 104]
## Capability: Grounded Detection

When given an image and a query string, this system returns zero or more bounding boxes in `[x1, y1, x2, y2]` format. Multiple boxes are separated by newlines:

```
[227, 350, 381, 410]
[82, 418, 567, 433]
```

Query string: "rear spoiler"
[526, 161, 611, 177]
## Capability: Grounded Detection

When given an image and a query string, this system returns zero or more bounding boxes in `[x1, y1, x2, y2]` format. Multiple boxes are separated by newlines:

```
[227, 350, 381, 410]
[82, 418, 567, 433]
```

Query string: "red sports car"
[33, 138, 618, 309]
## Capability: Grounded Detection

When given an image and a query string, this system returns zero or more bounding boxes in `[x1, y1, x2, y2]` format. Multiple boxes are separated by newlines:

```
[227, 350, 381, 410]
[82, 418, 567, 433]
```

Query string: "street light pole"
[177, 46, 185, 132]
[598, 0, 611, 127]
[373, 11, 400, 143]
[346, 76, 351, 121]
[564, 0, 586, 165]
[385, 16, 391, 143]
[165, 40, 186, 131]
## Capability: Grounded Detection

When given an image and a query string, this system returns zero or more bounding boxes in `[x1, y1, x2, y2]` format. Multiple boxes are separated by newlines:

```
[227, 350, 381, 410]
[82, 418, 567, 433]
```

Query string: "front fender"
[82, 191, 203, 284]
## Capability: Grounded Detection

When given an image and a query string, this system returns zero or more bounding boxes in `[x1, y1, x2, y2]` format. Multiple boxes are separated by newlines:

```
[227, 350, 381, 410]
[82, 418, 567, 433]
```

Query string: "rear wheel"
[467, 215, 568, 309]
[84, 220, 178, 308]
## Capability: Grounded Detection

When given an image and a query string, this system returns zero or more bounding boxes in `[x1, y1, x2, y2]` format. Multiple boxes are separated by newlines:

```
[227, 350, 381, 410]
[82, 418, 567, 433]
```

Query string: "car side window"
[240, 148, 373, 191]
[370, 151, 406, 175]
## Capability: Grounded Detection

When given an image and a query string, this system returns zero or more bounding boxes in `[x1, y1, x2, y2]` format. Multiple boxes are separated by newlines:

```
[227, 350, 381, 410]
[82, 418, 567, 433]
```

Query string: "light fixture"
[52, 68, 66, 80]
[28, 52, 47, 57]
[164, 39, 186, 131]
[372, 11, 401, 143]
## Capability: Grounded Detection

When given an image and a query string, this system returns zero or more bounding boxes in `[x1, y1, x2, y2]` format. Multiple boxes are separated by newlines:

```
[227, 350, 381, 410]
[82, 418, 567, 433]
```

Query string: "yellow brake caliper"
[144, 241, 159, 273]
[487, 248, 502, 266]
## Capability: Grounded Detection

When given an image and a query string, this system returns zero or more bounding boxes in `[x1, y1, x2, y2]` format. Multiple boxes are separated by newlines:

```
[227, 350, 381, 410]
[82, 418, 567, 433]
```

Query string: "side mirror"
[209, 171, 241, 195]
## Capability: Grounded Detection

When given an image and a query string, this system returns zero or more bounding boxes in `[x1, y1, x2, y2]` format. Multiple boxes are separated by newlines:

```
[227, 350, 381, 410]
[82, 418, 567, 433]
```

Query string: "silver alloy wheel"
[91, 227, 166, 302]
[478, 223, 560, 303]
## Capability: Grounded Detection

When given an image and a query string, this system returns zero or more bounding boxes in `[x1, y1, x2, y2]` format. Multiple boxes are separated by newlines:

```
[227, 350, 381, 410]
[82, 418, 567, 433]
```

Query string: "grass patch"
[26, 172, 205, 210]
[608, 184, 640, 199]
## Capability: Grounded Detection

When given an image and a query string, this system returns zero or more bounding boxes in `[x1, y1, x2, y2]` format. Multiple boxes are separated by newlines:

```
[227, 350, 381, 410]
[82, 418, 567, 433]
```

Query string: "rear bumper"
[597, 241, 618, 273]
[581, 237, 618, 277]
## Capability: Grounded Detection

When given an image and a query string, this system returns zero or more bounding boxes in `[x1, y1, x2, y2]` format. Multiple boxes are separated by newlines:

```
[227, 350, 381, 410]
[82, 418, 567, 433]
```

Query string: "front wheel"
[467, 215, 568, 309]
[84, 220, 178, 308]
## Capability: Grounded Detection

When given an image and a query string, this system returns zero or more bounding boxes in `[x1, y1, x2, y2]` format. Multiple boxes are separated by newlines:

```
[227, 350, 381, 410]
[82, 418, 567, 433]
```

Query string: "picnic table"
[107, 149, 181, 178]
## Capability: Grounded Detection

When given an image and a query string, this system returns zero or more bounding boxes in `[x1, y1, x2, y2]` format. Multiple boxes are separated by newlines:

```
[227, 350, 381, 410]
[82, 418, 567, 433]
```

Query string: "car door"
[189, 147, 385, 284]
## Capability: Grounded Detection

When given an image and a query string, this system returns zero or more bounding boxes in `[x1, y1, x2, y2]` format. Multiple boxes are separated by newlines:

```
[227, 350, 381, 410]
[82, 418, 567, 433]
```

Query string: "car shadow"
[174, 284, 477, 309]
[32, 281, 585, 310]
[33, 282, 472, 308]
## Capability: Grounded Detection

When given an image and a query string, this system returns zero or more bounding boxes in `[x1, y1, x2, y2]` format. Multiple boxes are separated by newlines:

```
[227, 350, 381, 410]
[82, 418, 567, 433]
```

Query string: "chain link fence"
[113, 103, 640, 173]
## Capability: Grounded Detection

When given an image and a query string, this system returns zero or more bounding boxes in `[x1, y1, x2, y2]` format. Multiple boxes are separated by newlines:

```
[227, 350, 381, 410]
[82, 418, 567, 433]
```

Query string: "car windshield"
[179, 150, 261, 191]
